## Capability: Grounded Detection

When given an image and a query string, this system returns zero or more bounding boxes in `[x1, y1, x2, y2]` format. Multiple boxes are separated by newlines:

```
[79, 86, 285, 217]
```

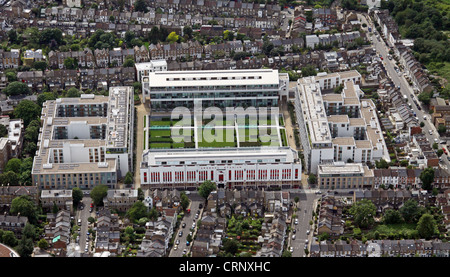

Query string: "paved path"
[134, 99, 150, 189]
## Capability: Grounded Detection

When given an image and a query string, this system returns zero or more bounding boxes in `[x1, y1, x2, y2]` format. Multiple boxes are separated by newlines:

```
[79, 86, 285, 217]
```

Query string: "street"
[286, 189, 321, 257]
[358, 13, 450, 171]
[168, 192, 205, 257]
[77, 195, 93, 255]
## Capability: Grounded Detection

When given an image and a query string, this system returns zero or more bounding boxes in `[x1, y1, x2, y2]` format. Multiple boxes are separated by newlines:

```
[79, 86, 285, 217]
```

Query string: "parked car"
[292, 235, 296, 240]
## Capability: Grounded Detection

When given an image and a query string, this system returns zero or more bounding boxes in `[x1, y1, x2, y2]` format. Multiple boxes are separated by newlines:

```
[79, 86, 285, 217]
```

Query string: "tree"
[21, 234, 37, 257]
[301, 65, 317, 77]
[66, 87, 81, 98]
[400, 199, 425, 223]
[420, 167, 435, 190]
[14, 100, 41, 126]
[123, 56, 135, 67]
[5, 71, 17, 82]
[5, 158, 21, 173]
[223, 30, 234, 41]
[124, 172, 134, 185]
[438, 125, 446, 134]
[167, 32, 179, 43]
[38, 238, 49, 249]
[10, 195, 38, 224]
[7, 29, 17, 44]
[90, 185, 108, 206]
[183, 26, 193, 39]
[72, 187, 83, 207]
[262, 40, 274, 55]
[37, 92, 57, 107]
[383, 209, 404, 224]
[32, 61, 48, 71]
[39, 28, 63, 46]
[180, 192, 190, 211]
[223, 239, 239, 255]
[2, 231, 17, 247]
[308, 174, 317, 185]
[349, 199, 376, 229]
[0, 171, 19, 186]
[126, 201, 148, 223]
[375, 158, 389, 169]
[64, 57, 77, 69]
[148, 207, 158, 221]
[416, 213, 438, 239]
[418, 91, 431, 105]
[0, 125, 7, 138]
[4, 81, 31, 96]
[134, 0, 148, 12]
[198, 180, 216, 200]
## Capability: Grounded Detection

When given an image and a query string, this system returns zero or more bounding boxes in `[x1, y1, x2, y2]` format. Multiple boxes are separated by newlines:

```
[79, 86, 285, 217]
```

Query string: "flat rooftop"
[32, 88, 133, 176]
[318, 162, 372, 176]
[148, 69, 280, 87]
[142, 147, 298, 166]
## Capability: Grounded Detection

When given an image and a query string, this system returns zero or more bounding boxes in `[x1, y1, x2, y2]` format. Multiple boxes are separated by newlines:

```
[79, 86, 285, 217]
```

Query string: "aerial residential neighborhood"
[0, 0, 449, 263]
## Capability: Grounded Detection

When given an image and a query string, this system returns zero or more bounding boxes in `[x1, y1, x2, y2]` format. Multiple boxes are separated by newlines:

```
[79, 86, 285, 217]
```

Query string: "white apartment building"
[32, 87, 134, 190]
[140, 68, 300, 189]
[135, 59, 168, 83]
[294, 71, 389, 174]
[140, 147, 302, 190]
[142, 69, 289, 110]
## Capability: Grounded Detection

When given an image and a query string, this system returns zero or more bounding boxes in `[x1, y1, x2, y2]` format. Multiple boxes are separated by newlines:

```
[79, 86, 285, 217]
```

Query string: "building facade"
[32, 87, 134, 190]
[294, 70, 389, 174]
[142, 69, 289, 110]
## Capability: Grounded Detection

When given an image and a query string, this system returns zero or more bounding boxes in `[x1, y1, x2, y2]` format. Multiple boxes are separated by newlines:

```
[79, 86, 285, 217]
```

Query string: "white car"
[307, 230, 310, 235]
[429, 130, 433, 135]
[292, 235, 296, 240]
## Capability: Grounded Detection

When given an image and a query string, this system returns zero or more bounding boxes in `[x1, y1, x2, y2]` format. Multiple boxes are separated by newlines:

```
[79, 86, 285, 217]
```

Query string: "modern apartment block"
[32, 87, 134, 190]
[141, 69, 289, 110]
[140, 69, 301, 189]
[317, 162, 374, 190]
[294, 70, 389, 174]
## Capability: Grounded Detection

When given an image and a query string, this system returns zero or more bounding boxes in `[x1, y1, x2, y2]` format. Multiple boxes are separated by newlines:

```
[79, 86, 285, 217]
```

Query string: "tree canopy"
[349, 199, 376, 229]
[90, 185, 108, 206]
[197, 180, 217, 200]
[4, 81, 31, 96]
[13, 100, 41, 126]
